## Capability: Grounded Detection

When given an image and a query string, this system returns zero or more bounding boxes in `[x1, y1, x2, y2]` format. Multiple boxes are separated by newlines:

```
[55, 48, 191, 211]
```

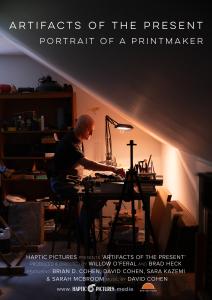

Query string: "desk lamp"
[105, 115, 133, 165]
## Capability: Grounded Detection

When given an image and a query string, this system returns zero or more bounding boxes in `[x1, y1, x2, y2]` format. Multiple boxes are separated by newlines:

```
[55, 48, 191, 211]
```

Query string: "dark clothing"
[51, 129, 84, 180]
[49, 128, 105, 245]
[50, 129, 84, 193]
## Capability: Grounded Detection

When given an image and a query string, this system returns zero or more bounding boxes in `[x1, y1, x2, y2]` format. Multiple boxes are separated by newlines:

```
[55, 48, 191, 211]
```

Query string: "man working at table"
[50, 114, 124, 241]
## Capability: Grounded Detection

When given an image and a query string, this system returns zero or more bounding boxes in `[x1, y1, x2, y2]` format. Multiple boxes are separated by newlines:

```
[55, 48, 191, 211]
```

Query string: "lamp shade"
[105, 115, 133, 165]
[115, 123, 133, 130]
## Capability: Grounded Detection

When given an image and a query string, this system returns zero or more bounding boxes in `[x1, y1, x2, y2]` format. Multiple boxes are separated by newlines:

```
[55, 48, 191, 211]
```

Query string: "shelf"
[0, 91, 72, 100]
[0, 130, 70, 134]
[2, 156, 45, 160]
[2, 178, 48, 182]
[0, 90, 74, 202]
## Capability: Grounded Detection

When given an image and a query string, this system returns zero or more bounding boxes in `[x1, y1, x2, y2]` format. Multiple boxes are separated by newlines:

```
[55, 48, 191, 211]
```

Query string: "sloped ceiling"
[0, 35, 22, 54]
[0, 1, 212, 161]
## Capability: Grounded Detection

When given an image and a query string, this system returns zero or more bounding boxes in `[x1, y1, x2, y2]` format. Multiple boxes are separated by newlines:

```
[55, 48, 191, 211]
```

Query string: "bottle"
[20, 117, 25, 130]
[26, 118, 32, 130]
[0, 227, 11, 254]
[17, 115, 22, 130]
[40, 115, 45, 131]
[57, 108, 64, 130]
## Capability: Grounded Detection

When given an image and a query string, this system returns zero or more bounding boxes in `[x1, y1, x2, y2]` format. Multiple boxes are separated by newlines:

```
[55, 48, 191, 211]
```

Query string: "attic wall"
[1, 54, 212, 220]
[162, 144, 212, 220]
[0, 1, 211, 161]
[0, 54, 162, 172]
[0, 54, 164, 217]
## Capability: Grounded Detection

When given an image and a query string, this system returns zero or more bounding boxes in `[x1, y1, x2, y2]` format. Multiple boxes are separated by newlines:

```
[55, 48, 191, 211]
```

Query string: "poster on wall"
[0, 0, 211, 299]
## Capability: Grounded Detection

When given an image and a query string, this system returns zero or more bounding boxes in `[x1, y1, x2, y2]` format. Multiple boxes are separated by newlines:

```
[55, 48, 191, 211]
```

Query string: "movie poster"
[0, 1, 211, 299]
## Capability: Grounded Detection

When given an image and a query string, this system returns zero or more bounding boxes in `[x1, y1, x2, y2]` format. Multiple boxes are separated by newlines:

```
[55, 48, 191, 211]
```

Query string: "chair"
[49, 192, 81, 255]
[45, 159, 81, 255]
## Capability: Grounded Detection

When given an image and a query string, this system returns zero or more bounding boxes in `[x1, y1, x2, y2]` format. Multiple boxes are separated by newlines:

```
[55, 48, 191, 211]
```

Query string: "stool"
[49, 192, 81, 256]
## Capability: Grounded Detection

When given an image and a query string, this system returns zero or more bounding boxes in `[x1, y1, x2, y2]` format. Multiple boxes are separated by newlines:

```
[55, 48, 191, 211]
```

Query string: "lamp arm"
[105, 114, 133, 164]
[108, 122, 112, 160]
[105, 116, 113, 161]
[105, 115, 119, 127]
[105, 120, 109, 159]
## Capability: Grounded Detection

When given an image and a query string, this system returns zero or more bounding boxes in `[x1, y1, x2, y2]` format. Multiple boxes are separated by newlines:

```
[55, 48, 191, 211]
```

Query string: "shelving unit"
[0, 91, 75, 273]
[1, 130, 70, 134]
[0, 91, 74, 201]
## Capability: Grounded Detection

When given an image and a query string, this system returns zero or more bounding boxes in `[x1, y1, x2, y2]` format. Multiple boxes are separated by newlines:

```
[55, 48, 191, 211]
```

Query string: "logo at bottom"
[140, 282, 157, 292]
[88, 284, 96, 293]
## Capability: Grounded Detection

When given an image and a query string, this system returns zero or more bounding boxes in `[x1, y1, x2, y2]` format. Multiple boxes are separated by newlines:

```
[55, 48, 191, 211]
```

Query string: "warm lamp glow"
[105, 115, 133, 165]
[115, 124, 133, 130]
[162, 145, 197, 219]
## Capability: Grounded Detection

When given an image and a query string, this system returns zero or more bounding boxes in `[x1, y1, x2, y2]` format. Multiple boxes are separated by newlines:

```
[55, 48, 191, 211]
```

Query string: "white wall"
[75, 87, 162, 171]
[161, 144, 212, 221]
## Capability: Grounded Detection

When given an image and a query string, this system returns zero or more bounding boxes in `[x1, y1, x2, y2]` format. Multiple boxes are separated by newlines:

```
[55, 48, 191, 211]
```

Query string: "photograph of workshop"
[0, 1, 211, 299]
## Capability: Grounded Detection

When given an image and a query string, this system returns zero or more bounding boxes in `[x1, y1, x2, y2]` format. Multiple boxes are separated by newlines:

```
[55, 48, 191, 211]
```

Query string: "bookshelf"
[0, 91, 74, 201]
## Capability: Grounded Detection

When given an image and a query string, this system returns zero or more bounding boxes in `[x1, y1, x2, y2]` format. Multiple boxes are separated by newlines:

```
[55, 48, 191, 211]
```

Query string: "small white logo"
[88, 284, 96, 293]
